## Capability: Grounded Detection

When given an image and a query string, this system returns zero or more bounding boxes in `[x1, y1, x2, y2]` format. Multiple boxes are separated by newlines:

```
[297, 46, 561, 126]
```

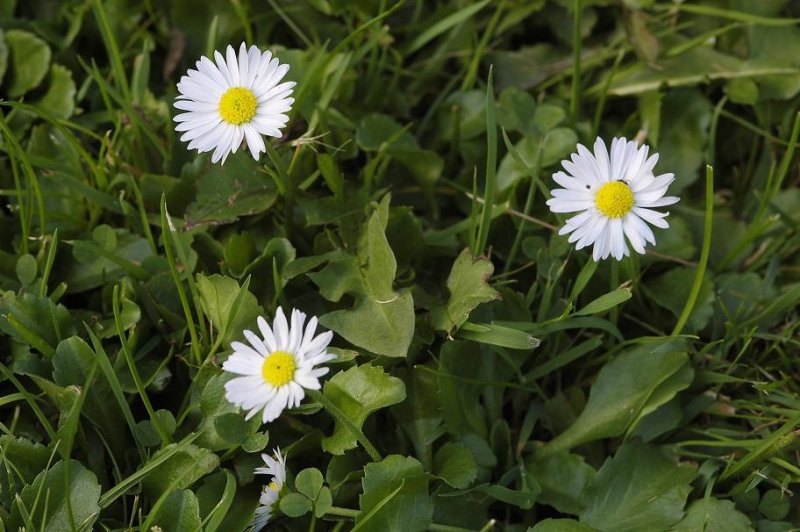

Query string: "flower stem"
[307, 389, 382, 462]
[672, 165, 714, 336]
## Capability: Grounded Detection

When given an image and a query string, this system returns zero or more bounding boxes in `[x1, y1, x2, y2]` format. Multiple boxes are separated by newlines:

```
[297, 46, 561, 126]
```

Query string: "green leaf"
[320, 198, 415, 357]
[544, 340, 693, 453]
[530, 519, 598, 532]
[4, 29, 51, 97]
[34, 65, 76, 119]
[431, 248, 500, 332]
[496, 128, 578, 193]
[280, 492, 313, 517]
[185, 155, 278, 226]
[433, 442, 477, 489]
[141, 443, 220, 497]
[0, 29, 8, 85]
[322, 364, 406, 455]
[315, 486, 333, 518]
[149, 489, 202, 532]
[647, 267, 714, 332]
[672, 498, 753, 532]
[390, 367, 444, 466]
[758, 490, 790, 521]
[0, 435, 50, 508]
[15, 254, 37, 286]
[580, 441, 696, 532]
[52, 336, 126, 454]
[213, 413, 249, 445]
[8, 460, 101, 531]
[357, 455, 432, 532]
[437, 341, 488, 437]
[575, 287, 632, 316]
[0, 291, 76, 356]
[528, 451, 596, 515]
[657, 89, 712, 192]
[295, 468, 324, 500]
[196, 273, 261, 345]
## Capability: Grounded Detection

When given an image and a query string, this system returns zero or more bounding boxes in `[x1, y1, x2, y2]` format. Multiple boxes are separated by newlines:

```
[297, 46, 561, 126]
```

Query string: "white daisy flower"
[174, 42, 295, 164]
[546, 136, 680, 261]
[223, 307, 336, 424]
[250, 448, 287, 531]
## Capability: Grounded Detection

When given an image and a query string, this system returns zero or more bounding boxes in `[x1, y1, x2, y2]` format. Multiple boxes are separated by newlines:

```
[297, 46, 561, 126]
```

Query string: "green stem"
[570, 0, 583, 122]
[326, 506, 359, 518]
[672, 165, 714, 336]
[307, 389, 382, 462]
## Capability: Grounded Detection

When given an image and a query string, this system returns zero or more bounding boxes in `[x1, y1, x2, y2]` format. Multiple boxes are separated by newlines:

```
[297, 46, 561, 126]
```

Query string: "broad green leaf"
[320, 198, 415, 357]
[34, 65, 76, 119]
[52, 336, 126, 454]
[647, 267, 714, 332]
[431, 248, 500, 332]
[759, 490, 790, 521]
[322, 364, 406, 455]
[8, 460, 101, 531]
[527, 451, 596, 515]
[149, 489, 202, 532]
[0, 435, 50, 508]
[657, 89, 712, 192]
[580, 441, 696, 532]
[390, 367, 444, 466]
[196, 273, 262, 345]
[672, 498, 753, 532]
[433, 442, 477, 489]
[321, 294, 415, 358]
[4, 29, 51, 97]
[437, 341, 488, 437]
[141, 443, 220, 497]
[530, 519, 598, 532]
[0, 291, 76, 356]
[544, 340, 692, 453]
[280, 493, 313, 517]
[357, 455, 432, 532]
[185, 155, 278, 226]
[295, 468, 324, 500]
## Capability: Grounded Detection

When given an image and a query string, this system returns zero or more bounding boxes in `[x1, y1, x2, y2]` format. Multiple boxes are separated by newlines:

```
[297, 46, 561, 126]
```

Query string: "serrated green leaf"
[34, 65, 76, 119]
[431, 248, 500, 332]
[322, 365, 406, 455]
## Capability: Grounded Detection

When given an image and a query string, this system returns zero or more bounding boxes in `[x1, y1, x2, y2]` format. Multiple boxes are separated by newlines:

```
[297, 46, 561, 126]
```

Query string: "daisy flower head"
[174, 42, 295, 164]
[223, 307, 336, 424]
[546, 137, 680, 261]
[250, 448, 287, 531]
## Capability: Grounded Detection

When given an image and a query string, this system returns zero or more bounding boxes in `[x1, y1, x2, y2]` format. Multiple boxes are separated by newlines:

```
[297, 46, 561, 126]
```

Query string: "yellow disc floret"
[219, 87, 258, 125]
[261, 351, 296, 387]
[595, 181, 634, 218]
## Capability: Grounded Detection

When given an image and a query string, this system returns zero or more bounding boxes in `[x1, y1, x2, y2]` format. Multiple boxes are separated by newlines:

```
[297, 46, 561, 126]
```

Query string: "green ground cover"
[1, 0, 800, 530]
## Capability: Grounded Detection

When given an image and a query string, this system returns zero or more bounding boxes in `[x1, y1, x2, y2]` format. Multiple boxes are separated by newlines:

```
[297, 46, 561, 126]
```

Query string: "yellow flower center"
[218, 87, 258, 125]
[595, 181, 634, 218]
[268, 481, 279, 491]
[261, 351, 296, 387]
